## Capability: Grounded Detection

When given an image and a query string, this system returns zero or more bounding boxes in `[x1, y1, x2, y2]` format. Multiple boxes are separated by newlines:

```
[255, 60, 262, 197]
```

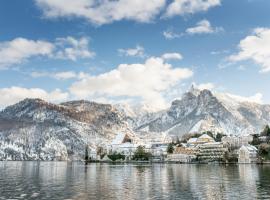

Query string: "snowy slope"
[0, 99, 136, 160]
[1, 87, 270, 160]
[133, 86, 270, 137]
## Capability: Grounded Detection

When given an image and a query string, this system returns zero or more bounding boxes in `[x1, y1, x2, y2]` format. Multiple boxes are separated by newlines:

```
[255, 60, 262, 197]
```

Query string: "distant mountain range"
[0, 86, 270, 160]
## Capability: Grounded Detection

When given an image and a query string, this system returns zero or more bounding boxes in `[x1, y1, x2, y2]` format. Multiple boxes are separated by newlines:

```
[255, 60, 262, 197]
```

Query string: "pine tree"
[261, 125, 270, 137]
[85, 146, 89, 161]
[167, 143, 174, 154]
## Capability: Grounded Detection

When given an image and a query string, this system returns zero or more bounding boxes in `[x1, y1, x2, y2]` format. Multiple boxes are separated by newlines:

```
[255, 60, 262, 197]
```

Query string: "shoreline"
[1, 160, 270, 165]
[85, 160, 270, 165]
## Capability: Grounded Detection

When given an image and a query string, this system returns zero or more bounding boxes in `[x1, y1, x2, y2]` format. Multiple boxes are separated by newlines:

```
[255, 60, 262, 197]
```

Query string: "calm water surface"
[0, 162, 270, 200]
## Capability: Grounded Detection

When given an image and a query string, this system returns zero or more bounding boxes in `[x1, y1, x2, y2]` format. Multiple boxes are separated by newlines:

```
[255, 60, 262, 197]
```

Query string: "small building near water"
[187, 134, 215, 147]
[107, 133, 138, 160]
[197, 142, 228, 162]
[238, 145, 258, 163]
[166, 147, 197, 163]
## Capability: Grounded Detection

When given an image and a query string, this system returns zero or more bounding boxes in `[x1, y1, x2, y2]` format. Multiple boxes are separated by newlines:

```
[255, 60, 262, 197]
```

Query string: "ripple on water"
[0, 162, 270, 200]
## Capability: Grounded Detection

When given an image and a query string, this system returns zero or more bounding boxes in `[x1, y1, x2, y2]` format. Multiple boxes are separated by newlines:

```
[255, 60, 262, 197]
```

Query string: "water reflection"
[0, 162, 270, 200]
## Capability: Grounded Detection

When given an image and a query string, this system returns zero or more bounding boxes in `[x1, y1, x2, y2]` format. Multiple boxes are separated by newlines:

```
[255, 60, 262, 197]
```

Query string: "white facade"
[197, 142, 228, 161]
[107, 133, 138, 159]
[238, 145, 257, 163]
[187, 134, 215, 147]
[222, 135, 253, 149]
[167, 153, 196, 163]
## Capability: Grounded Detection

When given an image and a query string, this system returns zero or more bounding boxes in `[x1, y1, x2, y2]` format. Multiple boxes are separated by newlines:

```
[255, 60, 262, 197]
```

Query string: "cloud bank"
[229, 28, 270, 73]
[0, 36, 94, 69]
[69, 57, 193, 110]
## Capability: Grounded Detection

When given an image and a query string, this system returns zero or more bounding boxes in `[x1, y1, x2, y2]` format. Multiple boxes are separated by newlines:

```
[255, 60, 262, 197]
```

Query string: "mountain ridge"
[0, 87, 270, 160]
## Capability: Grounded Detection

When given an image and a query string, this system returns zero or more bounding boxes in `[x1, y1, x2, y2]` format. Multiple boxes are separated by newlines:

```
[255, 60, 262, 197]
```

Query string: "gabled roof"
[239, 145, 257, 152]
[111, 133, 126, 145]
[187, 138, 198, 143]
[198, 134, 213, 140]
[111, 133, 132, 145]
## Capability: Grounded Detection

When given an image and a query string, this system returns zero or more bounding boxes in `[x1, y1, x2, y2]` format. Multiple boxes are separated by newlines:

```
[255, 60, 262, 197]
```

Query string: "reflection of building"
[197, 142, 228, 161]
[238, 145, 257, 163]
[166, 147, 197, 163]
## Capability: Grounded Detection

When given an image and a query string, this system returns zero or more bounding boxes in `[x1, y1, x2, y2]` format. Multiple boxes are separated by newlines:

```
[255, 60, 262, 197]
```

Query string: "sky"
[0, 0, 270, 110]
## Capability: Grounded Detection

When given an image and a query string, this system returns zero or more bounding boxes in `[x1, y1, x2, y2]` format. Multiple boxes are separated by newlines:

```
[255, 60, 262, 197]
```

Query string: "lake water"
[0, 162, 270, 200]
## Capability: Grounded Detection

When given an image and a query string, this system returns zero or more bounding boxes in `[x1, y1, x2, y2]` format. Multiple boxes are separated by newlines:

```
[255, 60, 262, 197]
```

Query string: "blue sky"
[0, 0, 270, 109]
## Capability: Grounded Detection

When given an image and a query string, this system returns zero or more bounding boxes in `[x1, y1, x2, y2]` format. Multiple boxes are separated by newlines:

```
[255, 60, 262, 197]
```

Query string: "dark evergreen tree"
[132, 146, 152, 161]
[261, 125, 270, 137]
[215, 133, 225, 142]
[167, 143, 174, 154]
[85, 146, 89, 161]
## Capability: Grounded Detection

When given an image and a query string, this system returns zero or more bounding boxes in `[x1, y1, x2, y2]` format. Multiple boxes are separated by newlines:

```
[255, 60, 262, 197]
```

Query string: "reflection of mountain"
[167, 164, 261, 200]
[0, 163, 269, 199]
[256, 166, 270, 199]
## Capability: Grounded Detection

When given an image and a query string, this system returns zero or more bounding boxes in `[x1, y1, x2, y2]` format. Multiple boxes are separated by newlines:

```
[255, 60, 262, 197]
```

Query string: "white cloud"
[165, 0, 221, 18]
[69, 57, 193, 110]
[228, 28, 270, 73]
[0, 36, 95, 69]
[211, 50, 229, 55]
[162, 53, 183, 60]
[222, 92, 263, 104]
[53, 71, 78, 80]
[186, 19, 223, 35]
[35, 0, 166, 25]
[31, 71, 78, 80]
[163, 30, 181, 40]
[237, 65, 246, 71]
[0, 38, 54, 69]
[118, 45, 145, 57]
[54, 36, 95, 61]
[0, 87, 68, 108]
[195, 82, 215, 90]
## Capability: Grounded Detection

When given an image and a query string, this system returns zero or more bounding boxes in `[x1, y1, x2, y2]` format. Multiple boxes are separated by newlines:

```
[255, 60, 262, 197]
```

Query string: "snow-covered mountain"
[133, 86, 270, 136]
[0, 99, 136, 160]
[0, 86, 270, 160]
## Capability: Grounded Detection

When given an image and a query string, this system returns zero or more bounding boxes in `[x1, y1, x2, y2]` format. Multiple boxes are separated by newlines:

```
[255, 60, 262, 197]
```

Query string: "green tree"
[261, 125, 270, 137]
[258, 143, 270, 160]
[215, 133, 225, 142]
[108, 152, 125, 161]
[251, 134, 260, 146]
[167, 143, 174, 154]
[85, 146, 89, 161]
[132, 146, 152, 161]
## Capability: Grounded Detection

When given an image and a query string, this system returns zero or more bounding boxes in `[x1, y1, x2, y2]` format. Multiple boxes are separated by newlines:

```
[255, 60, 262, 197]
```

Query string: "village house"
[166, 147, 197, 163]
[146, 143, 168, 155]
[187, 134, 215, 147]
[107, 133, 138, 160]
[197, 142, 228, 161]
[197, 134, 216, 144]
[238, 145, 258, 163]
[222, 135, 253, 149]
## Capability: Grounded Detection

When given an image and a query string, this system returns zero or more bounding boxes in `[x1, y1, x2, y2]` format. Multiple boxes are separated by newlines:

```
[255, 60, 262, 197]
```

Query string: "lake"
[0, 162, 270, 200]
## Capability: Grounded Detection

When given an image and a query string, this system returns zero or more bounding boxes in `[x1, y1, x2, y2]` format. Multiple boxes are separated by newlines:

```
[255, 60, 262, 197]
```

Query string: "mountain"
[0, 86, 270, 160]
[133, 86, 270, 136]
[0, 99, 136, 160]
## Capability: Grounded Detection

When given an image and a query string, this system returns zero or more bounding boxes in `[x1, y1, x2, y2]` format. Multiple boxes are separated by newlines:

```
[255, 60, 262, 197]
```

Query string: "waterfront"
[0, 162, 270, 200]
